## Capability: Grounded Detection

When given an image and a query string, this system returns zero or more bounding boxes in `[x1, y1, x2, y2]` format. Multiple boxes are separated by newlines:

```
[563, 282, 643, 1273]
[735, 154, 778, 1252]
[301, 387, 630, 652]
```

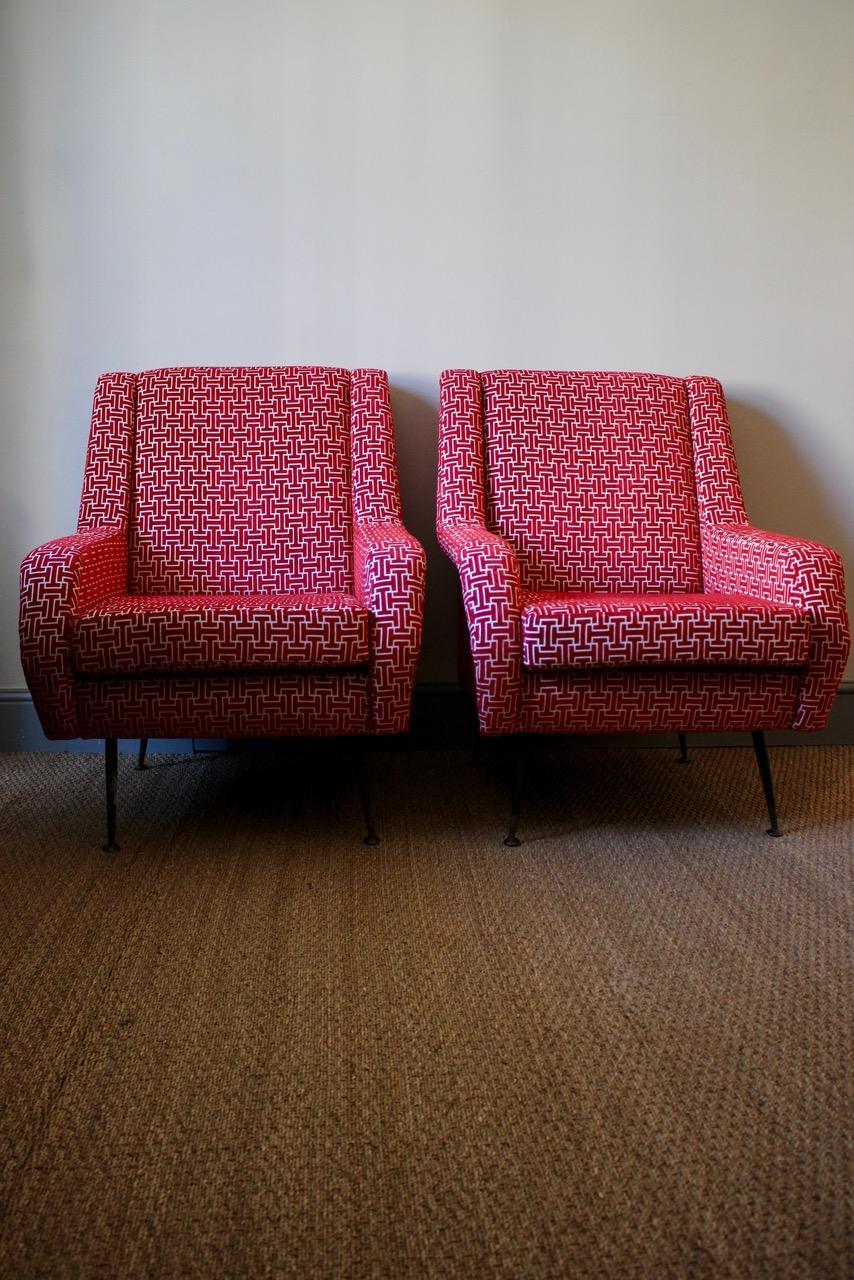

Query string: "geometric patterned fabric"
[130, 367, 353, 594]
[74, 674, 370, 740]
[521, 592, 811, 670]
[438, 368, 850, 736]
[72, 594, 370, 674]
[518, 669, 801, 735]
[482, 370, 703, 593]
[20, 367, 426, 739]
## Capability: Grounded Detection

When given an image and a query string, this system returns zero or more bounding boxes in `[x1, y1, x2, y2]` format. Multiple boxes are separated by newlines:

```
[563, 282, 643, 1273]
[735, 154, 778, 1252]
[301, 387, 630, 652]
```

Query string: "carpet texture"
[0, 745, 851, 1279]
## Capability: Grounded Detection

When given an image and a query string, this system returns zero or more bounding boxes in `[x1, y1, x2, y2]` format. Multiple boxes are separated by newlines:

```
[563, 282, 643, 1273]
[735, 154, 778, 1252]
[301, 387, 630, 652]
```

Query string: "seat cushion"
[521, 593, 811, 670]
[72, 594, 370, 674]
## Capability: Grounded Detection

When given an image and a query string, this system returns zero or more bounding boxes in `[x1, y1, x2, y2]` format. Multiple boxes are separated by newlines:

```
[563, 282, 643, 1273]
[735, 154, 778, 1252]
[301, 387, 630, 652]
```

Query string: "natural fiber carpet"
[0, 745, 851, 1279]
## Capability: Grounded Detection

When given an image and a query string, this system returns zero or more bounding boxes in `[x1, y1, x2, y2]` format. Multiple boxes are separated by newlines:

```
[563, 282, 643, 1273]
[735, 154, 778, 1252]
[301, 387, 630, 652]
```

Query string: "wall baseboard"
[1, 683, 852, 752]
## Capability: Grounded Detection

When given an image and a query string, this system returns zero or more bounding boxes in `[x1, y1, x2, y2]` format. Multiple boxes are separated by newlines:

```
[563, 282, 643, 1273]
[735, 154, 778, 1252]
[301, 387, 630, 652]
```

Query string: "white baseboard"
[0, 683, 852, 751]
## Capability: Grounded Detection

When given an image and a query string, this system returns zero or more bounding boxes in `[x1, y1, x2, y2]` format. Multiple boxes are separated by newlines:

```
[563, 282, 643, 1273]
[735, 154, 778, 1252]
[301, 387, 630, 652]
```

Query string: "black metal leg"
[503, 736, 527, 847]
[677, 733, 689, 764]
[137, 737, 148, 771]
[751, 732, 783, 837]
[103, 738, 120, 852]
[355, 747, 380, 846]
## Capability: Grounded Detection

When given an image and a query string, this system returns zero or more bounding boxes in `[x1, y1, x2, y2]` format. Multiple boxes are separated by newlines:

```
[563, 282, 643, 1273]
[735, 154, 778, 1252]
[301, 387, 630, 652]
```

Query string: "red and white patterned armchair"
[21, 366, 425, 848]
[437, 369, 849, 843]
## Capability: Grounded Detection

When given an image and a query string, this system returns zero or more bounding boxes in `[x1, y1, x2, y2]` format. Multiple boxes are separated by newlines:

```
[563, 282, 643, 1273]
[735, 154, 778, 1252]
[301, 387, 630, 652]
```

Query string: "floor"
[1, 744, 851, 1278]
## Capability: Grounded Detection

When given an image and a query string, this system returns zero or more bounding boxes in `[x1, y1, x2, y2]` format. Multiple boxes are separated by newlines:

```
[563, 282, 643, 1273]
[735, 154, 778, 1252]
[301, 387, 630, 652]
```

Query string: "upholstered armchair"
[21, 366, 425, 848]
[437, 370, 849, 844]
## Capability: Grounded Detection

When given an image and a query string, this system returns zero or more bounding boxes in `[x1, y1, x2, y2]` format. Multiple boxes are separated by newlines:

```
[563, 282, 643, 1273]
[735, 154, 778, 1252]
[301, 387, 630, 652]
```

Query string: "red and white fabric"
[21, 367, 425, 740]
[482, 370, 703, 593]
[521, 593, 810, 671]
[351, 369, 427, 734]
[20, 527, 127, 739]
[700, 524, 848, 731]
[518, 670, 802, 736]
[438, 369, 849, 736]
[75, 674, 370, 740]
[72, 594, 370, 674]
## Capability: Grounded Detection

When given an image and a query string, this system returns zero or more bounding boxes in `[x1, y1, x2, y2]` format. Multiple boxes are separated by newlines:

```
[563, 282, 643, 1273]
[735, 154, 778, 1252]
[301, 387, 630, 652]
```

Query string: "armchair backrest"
[483, 370, 703, 593]
[78, 366, 404, 596]
[439, 369, 737, 594]
[130, 366, 353, 594]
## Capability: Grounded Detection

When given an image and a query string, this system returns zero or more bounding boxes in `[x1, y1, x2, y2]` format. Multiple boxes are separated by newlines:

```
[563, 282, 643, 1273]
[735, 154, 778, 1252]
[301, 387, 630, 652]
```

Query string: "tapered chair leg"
[103, 738, 120, 852]
[677, 733, 689, 764]
[503, 736, 527, 848]
[355, 748, 380, 846]
[751, 731, 783, 837]
[137, 737, 148, 771]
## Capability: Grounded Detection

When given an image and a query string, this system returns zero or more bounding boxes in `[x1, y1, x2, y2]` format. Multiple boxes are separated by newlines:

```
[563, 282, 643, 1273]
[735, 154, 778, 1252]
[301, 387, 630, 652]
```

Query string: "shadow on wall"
[389, 380, 459, 685]
[729, 396, 850, 562]
[390, 386, 853, 688]
[730, 396, 852, 684]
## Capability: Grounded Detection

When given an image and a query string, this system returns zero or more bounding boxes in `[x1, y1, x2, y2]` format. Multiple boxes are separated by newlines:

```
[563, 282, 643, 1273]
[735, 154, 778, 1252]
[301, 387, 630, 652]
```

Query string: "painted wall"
[2, 0, 853, 695]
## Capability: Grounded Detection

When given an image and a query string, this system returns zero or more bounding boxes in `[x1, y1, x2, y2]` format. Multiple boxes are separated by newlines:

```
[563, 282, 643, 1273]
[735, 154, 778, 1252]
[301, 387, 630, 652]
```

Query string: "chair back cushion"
[129, 367, 353, 594]
[481, 371, 703, 593]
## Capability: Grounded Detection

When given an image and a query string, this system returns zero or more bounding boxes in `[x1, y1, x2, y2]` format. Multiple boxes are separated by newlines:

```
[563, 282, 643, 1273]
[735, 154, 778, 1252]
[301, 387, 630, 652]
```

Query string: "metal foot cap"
[767, 827, 783, 838]
[503, 835, 522, 847]
[363, 834, 380, 846]
[102, 842, 120, 853]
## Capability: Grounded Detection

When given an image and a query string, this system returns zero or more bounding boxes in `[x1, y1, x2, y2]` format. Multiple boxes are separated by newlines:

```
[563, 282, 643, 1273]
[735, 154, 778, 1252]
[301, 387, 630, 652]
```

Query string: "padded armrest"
[437, 524, 517, 566]
[437, 524, 523, 735]
[20, 528, 127, 738]
[354, 522, 426, 734]
[702, 522, 850, 730]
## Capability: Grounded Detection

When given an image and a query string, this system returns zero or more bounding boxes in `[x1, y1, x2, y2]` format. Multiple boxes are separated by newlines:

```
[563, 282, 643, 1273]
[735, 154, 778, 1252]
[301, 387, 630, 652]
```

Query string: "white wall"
[2, 0, 853, 691]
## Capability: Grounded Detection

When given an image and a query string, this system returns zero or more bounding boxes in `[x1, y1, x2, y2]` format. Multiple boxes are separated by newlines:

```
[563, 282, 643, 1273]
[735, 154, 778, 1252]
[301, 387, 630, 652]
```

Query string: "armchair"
[438, 369, 849, 843]
[21, 366, 425, 848]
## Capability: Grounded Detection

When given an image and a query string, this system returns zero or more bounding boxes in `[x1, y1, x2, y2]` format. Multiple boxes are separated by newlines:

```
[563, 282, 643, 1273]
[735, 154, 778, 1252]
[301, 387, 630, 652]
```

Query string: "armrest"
[20, 527, 127, 738]
[437, 523, 523, 735]
[437, 523, 518, 567]
[702, 522, 850, 730]
[354, 521, 424, 580]
[702, 523, 846, 604]
[354, 522, 426, 734]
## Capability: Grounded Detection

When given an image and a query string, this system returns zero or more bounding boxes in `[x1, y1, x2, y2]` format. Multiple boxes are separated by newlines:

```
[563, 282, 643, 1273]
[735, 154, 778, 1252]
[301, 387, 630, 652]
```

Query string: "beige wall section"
[1, 0, 852, 689]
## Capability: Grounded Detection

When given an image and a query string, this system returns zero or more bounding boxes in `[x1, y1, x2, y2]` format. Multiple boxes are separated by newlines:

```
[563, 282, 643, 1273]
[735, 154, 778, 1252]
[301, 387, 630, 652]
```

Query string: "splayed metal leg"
[503, 736, 527, 848]
[355, 748, 380, 846]
[103, 738, 120, 852]
[751, 731, 783, 837]
[677, 733, 689, 764]
[137, 738, 148, 771]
